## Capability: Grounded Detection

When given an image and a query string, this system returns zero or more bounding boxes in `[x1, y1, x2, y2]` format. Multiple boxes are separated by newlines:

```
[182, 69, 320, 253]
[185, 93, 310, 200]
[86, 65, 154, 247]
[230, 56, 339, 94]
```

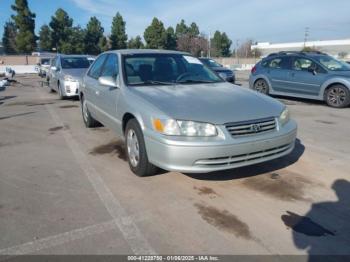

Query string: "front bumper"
[144, 119, 297, 173]
[62, 80, 79, 97]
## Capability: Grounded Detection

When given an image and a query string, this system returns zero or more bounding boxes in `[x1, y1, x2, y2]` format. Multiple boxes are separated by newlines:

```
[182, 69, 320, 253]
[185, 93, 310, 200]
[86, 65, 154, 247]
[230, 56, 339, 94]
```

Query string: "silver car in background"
[49, 55, 91, 99]
[80, 49, 297, 177]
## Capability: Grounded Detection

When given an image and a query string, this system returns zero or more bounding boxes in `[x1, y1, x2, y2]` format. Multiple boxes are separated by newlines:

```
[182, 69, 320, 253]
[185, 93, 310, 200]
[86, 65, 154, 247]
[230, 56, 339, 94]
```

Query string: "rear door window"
[264, 57, 290, 69]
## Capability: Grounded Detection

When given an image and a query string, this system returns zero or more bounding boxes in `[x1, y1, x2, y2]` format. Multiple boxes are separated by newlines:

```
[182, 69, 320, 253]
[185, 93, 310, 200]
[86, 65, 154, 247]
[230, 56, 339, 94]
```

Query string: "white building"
[252, 39, 350, 59]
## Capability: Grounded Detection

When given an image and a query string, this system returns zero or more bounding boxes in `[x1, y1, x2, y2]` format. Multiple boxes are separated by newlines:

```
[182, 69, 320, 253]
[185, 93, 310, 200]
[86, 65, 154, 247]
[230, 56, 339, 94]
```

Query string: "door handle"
[95, 90, 100, 96]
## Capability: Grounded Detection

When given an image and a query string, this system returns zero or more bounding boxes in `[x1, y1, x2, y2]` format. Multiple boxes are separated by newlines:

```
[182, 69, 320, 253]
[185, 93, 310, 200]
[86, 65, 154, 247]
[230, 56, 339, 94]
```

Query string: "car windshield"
[123, 53, 223, 86]
[41, 58, 50, 65]
[61, 57, 90, 69]
[200, 58, 222, 68]
[314, 56, 350, 71]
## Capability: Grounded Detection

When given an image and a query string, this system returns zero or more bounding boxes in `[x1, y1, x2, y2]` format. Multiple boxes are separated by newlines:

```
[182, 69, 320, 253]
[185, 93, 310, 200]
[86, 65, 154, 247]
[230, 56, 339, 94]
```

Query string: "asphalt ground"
[0, 73, 349, 259]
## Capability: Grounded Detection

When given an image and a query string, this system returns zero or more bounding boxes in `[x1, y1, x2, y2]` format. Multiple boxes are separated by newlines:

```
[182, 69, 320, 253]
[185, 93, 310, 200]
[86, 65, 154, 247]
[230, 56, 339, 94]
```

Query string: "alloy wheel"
[254, 79, 268, 94]
[327, 87, 346, 107]
[127, 129, 140, 167]
[82, 99, 89, 123]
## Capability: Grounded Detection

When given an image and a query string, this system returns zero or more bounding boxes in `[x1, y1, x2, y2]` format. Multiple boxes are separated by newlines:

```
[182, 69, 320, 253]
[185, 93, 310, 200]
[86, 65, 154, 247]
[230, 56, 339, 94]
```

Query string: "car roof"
[103, 49, 189, 55]
[57, 54, 91, 58]
[266, 51, 328, 59]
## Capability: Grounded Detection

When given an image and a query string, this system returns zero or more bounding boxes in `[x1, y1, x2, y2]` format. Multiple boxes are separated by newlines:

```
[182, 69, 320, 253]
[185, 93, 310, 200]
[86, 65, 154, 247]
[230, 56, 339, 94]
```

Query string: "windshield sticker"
[184, 56, 203, 64]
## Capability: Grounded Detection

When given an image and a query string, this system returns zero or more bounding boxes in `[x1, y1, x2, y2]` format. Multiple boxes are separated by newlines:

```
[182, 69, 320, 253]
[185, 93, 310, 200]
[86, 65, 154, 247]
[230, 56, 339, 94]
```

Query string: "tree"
[338, 51, 348, 59]
[301, 46, 319, 52]
[2, 21, 17, 54]
[188, 22, 199, 37]
[11, 0, 36, 53]
[38, 24, 52, 51]
[98, 36, 109, 52]
[165, 27, 177, 50]
[177, 33, 208, 57]
[175, 19, 188, 37]
[127, 36, 144, 49]
[85, 16, 104, 55]
[211, 31, 232, 57]
[110, 12, 127, 50]
[49, 8, 73, 52]
[60, 26, 85, 54]
[144, 18, 167, 49]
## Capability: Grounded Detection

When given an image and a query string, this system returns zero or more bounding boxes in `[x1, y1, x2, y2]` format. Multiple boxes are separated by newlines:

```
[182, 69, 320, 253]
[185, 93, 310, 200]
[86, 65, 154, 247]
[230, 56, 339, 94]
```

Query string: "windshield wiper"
[132, 80, 175, 86]
[176, 79, 217, 84]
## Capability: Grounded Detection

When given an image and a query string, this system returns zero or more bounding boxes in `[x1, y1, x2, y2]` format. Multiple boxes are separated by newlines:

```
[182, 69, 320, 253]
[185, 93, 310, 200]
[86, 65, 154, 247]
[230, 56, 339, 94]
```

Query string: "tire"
[125, 119, 158, 177]
[58, 82, 65, 100]
[81, 95, 100, 128]
[325, 85, 350, 108]
[253, 79, 269, 95]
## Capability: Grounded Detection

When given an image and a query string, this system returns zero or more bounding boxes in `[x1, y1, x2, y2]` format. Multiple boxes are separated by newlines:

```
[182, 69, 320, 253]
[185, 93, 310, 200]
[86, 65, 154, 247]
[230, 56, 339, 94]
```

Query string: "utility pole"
[235, 39, 240, 64]
[208, 31, 211, 58]
[304, 27, 309, 48]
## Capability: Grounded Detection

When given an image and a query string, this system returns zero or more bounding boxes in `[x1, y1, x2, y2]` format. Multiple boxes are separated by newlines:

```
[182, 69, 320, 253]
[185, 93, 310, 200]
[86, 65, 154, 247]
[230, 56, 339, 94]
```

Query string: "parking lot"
[1, 72, 350, 257]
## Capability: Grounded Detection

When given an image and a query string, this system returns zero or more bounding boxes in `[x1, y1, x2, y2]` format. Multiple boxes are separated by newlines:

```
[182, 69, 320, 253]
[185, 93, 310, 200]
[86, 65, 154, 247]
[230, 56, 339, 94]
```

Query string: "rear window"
[61, 57, 90, 69]
[40, 58, 50, 65]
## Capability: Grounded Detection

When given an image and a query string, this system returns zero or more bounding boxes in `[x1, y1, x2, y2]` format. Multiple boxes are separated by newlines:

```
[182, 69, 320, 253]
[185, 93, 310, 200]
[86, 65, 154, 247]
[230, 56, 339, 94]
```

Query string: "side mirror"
[308, 64, 317, 75]
[308, 67, 317, 75]
[98, 76, 119, 88]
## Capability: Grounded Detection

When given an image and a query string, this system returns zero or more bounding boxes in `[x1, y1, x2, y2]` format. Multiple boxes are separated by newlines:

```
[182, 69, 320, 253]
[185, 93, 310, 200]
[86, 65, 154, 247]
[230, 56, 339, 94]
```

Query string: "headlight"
[279, 108, 290, 126]
[153, 119, 217, 137]
[64, 75, 78, 82]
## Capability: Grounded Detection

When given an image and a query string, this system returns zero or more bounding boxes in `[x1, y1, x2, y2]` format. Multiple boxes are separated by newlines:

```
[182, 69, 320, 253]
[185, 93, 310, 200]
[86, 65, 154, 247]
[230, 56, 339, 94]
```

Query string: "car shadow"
[272, 95, 325, 106]
[182, 138, 305, 181]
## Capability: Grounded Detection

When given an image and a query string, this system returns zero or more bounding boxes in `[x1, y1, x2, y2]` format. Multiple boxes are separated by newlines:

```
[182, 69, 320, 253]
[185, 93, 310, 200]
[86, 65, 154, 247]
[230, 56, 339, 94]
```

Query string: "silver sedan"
[80, 49, 297, 176]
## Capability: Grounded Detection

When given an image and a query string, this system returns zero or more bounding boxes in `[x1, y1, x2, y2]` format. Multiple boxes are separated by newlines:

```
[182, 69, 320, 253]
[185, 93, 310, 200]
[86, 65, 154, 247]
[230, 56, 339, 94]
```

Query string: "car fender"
[118, 90, 171, 137]
[320, 77, 350, 99]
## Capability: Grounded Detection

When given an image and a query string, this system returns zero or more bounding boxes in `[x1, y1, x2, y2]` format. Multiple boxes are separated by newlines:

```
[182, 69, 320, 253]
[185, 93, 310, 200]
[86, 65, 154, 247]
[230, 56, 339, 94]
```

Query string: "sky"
[1, 0, 350, 45]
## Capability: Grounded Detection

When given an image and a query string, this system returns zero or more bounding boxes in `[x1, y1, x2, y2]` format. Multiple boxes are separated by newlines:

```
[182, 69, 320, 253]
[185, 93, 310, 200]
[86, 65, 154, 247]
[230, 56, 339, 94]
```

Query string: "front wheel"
[125, 119, 158, 177]
[58, 82, 65, 100]
[253, 79, 269, 95]
[81, 96, 99, 128]
[325, 85, 350, 108]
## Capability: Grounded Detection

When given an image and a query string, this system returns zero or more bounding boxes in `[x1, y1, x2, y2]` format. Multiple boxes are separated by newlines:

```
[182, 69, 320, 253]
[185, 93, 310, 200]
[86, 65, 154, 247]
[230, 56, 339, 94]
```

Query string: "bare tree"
[177, 33, 208, 57]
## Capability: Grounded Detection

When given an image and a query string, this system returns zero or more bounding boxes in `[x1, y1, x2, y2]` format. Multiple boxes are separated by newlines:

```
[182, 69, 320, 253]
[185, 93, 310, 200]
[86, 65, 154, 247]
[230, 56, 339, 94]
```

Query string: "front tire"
[81, 95, 99, 128]
[325, 85, 350, 108]
[253, 79, 269, 95]
[125, 119, 157, 177]
[58, 82, 65, 100]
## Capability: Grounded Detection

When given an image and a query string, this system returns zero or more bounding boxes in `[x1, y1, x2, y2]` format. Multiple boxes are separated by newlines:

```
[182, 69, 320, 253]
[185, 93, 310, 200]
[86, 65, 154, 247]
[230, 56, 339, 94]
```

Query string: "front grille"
[194, 143, 292, 167]
[225, 117, 276, 137]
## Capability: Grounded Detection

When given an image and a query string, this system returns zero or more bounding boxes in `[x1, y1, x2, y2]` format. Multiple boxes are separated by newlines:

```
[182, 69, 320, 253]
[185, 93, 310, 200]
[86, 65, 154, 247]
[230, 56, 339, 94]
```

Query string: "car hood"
[62, 68, 88, 81]
[129, 83, 284, 124]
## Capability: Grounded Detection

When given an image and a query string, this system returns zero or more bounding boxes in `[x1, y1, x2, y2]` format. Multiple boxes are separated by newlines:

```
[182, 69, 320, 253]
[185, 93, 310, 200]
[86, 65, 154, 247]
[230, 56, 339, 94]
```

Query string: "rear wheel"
[81, 95, 99, 128]
[325, 85, 350, 108]
[254, 79, 269, 95]
[125, 119, 157, 177]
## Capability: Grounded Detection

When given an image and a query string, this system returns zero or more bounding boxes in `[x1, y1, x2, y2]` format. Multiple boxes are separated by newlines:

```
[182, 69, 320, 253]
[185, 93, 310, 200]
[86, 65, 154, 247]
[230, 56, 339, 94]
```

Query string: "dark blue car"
[249, 51, 350, 108]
